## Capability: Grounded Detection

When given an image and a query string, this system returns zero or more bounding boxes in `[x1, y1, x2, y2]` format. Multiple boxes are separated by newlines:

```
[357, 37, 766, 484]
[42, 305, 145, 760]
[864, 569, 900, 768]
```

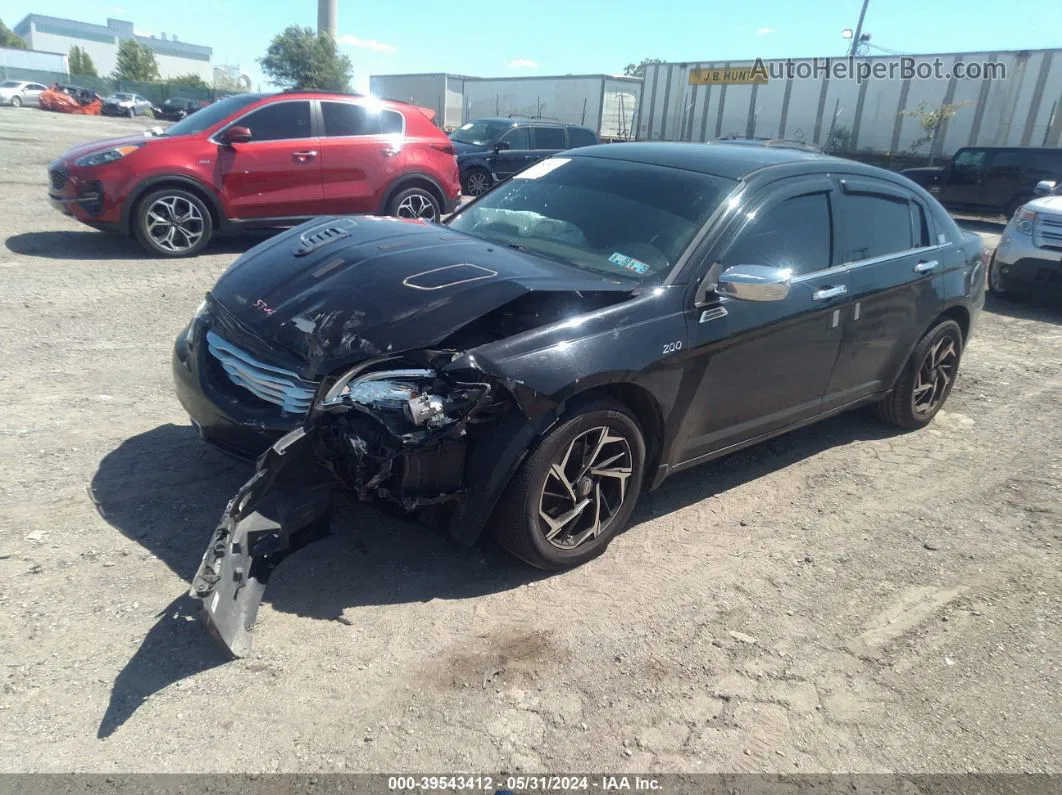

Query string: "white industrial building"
[370, 72, 642, 140]
[13, 14, 213, 81]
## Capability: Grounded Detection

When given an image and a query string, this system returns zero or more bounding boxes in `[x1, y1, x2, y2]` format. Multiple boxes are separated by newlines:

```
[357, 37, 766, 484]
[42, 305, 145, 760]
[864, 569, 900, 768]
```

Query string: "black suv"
[449, 116, 599, 196]
[903, 146, 1062, 217]
[176, 143, 987, 656]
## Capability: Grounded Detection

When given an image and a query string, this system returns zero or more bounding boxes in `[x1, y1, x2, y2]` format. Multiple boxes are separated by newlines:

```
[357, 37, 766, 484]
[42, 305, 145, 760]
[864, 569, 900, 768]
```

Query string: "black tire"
[10, 96, 22, 108]
[492, 398, 646, 570]
[872, 319, 963, 430]
[986, 251, 1017, 299]
[386, 186, 441, 222]
[133, 187, 214, 258]
[1003, 195, 1031, 219]
[462, 167, 492, 197]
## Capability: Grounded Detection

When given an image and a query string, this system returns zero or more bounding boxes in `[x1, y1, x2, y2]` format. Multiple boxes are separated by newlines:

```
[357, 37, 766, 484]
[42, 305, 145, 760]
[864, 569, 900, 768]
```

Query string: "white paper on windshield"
[514, 157, 571, 180]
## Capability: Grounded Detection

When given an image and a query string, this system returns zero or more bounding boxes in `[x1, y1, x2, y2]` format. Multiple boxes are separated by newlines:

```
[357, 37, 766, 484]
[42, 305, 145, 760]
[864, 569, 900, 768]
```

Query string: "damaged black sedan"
[173, 143, 985, 655]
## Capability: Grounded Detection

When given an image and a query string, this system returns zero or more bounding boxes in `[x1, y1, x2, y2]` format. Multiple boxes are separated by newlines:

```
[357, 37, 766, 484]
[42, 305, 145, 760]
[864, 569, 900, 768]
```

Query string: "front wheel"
[387, 187, 441, 222]
[133, 188, 213, 257]
[10, 96, 22, 108]
[492, 399, 646, 570]
[872, 319, 963, 430]
[987, 251, 1016, 299]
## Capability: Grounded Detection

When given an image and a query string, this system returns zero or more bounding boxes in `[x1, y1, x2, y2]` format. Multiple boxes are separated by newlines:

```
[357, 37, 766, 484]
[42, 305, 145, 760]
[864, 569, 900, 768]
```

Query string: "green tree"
[166, 73, 208, 89]
[113, 38, 160, 82]
[69, 45, 98, 77]
[903, 101, 967, 165]
[623, 58, 663, 79]
[0, 18, 27, 49]
[258, 25, 352, 91]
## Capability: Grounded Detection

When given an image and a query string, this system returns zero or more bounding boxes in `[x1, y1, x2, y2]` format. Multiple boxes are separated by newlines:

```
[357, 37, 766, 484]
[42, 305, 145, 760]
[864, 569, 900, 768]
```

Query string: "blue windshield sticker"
[609, 252, 650, 275]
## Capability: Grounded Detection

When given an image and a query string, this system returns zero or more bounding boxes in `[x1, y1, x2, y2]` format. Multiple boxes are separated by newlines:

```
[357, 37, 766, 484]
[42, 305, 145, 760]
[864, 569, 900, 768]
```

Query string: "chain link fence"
[1, 65, 219, 105]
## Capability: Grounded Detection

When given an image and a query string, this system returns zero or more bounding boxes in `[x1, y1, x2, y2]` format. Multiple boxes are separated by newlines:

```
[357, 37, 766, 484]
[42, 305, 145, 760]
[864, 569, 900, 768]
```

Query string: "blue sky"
[3, 0, 1061, 92]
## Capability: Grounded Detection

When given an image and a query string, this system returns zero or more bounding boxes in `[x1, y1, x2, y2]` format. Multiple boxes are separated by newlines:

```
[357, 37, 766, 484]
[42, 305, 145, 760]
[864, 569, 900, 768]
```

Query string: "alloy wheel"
[145, 195, 205, 253]
[912, 334, 958, 418]
[466, 171, 491, 197]
[395, 192, 437, 221]
[538, 426, 633, 550]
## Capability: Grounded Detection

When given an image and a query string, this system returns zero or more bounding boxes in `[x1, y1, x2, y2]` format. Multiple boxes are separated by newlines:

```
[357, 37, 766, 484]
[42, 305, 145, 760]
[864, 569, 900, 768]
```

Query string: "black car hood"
[209, 216, 637, 375]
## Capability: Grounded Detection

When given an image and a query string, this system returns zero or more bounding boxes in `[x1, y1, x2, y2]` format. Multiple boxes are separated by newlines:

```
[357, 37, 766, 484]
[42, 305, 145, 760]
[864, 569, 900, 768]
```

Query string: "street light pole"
[850, 0, 869, 57]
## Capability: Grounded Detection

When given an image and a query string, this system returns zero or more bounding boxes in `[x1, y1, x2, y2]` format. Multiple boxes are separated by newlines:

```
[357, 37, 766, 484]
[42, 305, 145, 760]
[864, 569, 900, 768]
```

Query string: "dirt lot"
[0, 108, 1060, 775]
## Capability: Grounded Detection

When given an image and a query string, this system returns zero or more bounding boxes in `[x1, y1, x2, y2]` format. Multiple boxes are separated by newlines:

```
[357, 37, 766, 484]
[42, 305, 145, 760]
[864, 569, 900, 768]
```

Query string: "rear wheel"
[492, 398, 646, 570]
[872, 319, 963, 430]
[387, 186, 441, 222]
[133, 187, 213, 257]
[462, 167, 492, 197]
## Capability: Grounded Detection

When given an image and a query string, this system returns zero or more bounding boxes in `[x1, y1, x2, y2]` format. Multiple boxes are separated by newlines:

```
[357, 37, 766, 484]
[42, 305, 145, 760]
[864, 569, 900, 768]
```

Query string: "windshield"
[448, 156, 736, 282]
[161, 93, 262, 137]
[450, 120, 513, 145]
[1, 81, 20, 88]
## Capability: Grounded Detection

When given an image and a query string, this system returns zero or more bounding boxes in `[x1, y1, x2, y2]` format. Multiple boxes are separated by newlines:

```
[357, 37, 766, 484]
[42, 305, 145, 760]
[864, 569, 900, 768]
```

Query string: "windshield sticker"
[609, 252, 650, 275]
[514, 157, 571, 180]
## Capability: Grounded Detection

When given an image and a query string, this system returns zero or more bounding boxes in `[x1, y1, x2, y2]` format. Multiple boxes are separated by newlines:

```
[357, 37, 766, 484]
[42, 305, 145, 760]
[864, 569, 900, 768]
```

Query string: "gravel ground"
[0, 109, 1060, 775]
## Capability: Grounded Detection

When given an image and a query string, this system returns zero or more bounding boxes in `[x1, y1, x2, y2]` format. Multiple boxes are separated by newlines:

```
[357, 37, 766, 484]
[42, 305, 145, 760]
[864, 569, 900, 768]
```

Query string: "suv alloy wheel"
[388, 187, 441, 222]
[134, 187, 214, 257]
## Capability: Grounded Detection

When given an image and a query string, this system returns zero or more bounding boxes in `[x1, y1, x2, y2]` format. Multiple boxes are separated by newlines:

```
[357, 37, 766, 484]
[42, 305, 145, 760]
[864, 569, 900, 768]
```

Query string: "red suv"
[47, 91, 461, 257]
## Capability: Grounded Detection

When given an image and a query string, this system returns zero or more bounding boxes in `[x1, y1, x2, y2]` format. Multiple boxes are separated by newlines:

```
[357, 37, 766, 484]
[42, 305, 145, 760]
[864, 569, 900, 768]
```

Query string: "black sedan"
[174, 143, 986, 655]
[154, 96, 205, 121]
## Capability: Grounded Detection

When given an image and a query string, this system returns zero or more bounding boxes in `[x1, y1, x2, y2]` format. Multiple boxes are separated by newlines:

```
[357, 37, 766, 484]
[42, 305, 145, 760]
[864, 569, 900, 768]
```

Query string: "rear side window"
[567, 127, 597, 147]
[987, 151, 1021, 177]
[321, 102, 404, 136]
[723, 193, 832, 277]
[533, 126, 566, 150]
[238, 100, 313, 141]
[1029, 152, 1062, 174]
[840, 194, 915, 262]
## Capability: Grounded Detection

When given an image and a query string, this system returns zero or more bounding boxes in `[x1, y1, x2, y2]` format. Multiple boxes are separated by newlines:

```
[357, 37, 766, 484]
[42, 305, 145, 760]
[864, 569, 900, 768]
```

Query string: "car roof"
[473, 116, 581, 128]
[566, 141, 844, 180]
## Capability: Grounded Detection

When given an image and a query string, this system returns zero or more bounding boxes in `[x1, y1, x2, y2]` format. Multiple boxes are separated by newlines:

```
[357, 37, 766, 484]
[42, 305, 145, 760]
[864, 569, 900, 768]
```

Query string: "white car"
[0, 80, 48, 108]
[989, 179, 1062, 298]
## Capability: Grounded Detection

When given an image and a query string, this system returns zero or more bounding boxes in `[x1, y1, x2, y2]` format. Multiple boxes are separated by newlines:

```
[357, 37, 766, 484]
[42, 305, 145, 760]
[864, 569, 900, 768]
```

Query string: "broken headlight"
[322, 368, 457, 428]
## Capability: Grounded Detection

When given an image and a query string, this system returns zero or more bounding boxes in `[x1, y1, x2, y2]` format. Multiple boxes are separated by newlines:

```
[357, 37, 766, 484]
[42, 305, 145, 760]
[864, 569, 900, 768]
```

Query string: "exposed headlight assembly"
[75, 144, 141, 167]
[323, 367, 486, 429]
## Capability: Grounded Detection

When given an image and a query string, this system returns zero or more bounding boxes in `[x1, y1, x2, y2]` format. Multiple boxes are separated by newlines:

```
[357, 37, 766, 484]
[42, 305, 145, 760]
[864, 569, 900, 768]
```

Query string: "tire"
[127, 107, 135, 118]
[1003, 196, 1030, 219]
[133, 187, 214, 258]
[872, 319, 963, 430]
[386, 186, 441, 222]
[986, 251, 1016, 299]
[462, 167, 492, 197]
[10, 96, 22, 108]
[492, 398, 646, 570]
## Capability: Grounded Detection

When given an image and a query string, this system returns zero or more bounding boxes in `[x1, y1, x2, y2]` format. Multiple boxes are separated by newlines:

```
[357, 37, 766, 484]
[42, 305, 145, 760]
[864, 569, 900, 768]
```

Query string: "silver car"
[101, 92, 154, 117]
[0, 80, 48, 108]
[989, 179, 1062, 299]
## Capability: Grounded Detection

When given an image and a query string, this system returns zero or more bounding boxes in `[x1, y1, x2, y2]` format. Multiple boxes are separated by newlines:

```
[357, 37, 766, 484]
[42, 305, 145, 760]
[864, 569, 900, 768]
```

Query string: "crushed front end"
[189, 361, 502, 657]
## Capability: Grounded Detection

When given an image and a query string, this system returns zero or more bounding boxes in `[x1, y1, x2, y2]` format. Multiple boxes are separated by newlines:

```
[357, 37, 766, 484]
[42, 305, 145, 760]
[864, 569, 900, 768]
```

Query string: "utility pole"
[318, 0, 338, 39]
[849, 0, 869, 57]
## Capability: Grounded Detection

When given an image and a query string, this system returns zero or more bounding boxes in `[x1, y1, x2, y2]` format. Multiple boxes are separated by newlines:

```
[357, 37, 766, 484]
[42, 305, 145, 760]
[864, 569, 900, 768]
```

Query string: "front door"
[940, 148, 987, 207]
[824, 177, 946, 408]
[487, 125, 534, 181]
[23, 83, 46, 106]
[981, 150, 1024, 212]
[674, 178, 848, 464]
[217, 99, 325, 219]
[318, 99, 407, 214]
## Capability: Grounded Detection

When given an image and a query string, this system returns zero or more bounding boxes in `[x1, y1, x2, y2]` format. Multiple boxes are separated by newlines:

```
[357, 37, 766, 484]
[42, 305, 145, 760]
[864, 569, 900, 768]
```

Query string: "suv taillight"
[431, 142, 455, 156]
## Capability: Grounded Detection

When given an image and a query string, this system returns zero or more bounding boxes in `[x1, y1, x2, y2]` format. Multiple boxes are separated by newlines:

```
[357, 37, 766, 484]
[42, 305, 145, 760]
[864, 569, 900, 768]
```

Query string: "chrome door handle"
[914, 259, 938, 273]
[381, 147, 400, 157]
[292, 150, 317, 159]
[812, 285, 847, 301]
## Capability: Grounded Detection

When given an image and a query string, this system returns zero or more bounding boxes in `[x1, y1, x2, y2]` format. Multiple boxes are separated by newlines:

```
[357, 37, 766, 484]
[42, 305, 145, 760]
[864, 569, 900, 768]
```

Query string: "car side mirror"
[715, 264, 792, 302]
[221, 125, 252, 145]
[1034, 179, 1057, 196]
[493, 140, 510, 153]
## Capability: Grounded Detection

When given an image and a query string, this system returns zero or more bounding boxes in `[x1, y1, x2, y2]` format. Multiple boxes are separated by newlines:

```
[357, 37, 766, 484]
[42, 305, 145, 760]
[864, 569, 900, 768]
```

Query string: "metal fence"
[0, 64, 219, 105]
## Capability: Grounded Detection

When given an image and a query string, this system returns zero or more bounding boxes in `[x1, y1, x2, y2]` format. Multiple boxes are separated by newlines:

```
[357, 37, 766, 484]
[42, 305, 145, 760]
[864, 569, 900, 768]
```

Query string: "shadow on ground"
[91, 410, 902, 735]
[6, 230, 270, 261]
[984, 292, 1062, 325]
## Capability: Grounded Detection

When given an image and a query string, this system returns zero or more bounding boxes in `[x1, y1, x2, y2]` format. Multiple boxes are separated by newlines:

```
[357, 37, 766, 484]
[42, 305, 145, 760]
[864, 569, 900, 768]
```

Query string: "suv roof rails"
[507, 113, 564, 123]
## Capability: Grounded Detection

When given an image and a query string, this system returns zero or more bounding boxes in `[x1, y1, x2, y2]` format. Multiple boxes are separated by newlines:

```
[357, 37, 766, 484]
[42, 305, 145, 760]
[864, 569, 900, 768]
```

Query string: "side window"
[722, 193, 832, 277]
[952, 149, 986, 175]
[381, 109, 404, 134]
[322, 101, 377, 136]
[1029, 152, 1062, 175]
[840, 194, 914, 262]
[29, 83, 47, 91]
[533, 125, 566, 150]
[499, 126, 530, 149]
[987, 151, 1021, 178]
[237, 101, 313, 141]
[911, 202, 931, 247]
[567, 126, 597, 148]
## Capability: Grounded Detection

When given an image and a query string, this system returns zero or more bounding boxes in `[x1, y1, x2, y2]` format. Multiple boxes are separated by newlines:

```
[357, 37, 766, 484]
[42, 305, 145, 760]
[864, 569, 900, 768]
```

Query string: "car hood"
[1025, 194, 1062, 214]
[57, 133, 159, 161]
[208, 216, 637, 375]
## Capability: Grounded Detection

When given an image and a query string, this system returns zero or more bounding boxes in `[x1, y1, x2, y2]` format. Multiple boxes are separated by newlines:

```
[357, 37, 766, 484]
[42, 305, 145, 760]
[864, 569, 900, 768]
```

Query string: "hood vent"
[293, 222, 355, 257]
[402, 264, 498, 290]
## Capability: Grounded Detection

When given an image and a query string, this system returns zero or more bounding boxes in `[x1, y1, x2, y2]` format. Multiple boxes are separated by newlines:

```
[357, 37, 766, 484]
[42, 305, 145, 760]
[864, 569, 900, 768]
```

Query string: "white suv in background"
[990, 179, 1062, 299]
[0, 80, 48, 108]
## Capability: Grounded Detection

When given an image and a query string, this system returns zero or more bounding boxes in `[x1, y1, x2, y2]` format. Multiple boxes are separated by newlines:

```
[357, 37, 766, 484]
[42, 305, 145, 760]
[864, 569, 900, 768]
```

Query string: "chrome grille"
[206, 331, 317, 414]
[49, 167, 67, 191]
[1034, 213, 1062, 250]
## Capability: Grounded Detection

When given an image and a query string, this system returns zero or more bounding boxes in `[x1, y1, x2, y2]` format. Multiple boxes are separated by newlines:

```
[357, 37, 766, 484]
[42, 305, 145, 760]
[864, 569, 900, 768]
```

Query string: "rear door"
[530, 124, 567, 162]
[823, 176, 944, 409]
[487, 125, 534, 180]
[982, 150, 1023, 212]
[318, 99, 407, 214]
[675, 178, 849, 463]
[217, 99, 325, 219]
